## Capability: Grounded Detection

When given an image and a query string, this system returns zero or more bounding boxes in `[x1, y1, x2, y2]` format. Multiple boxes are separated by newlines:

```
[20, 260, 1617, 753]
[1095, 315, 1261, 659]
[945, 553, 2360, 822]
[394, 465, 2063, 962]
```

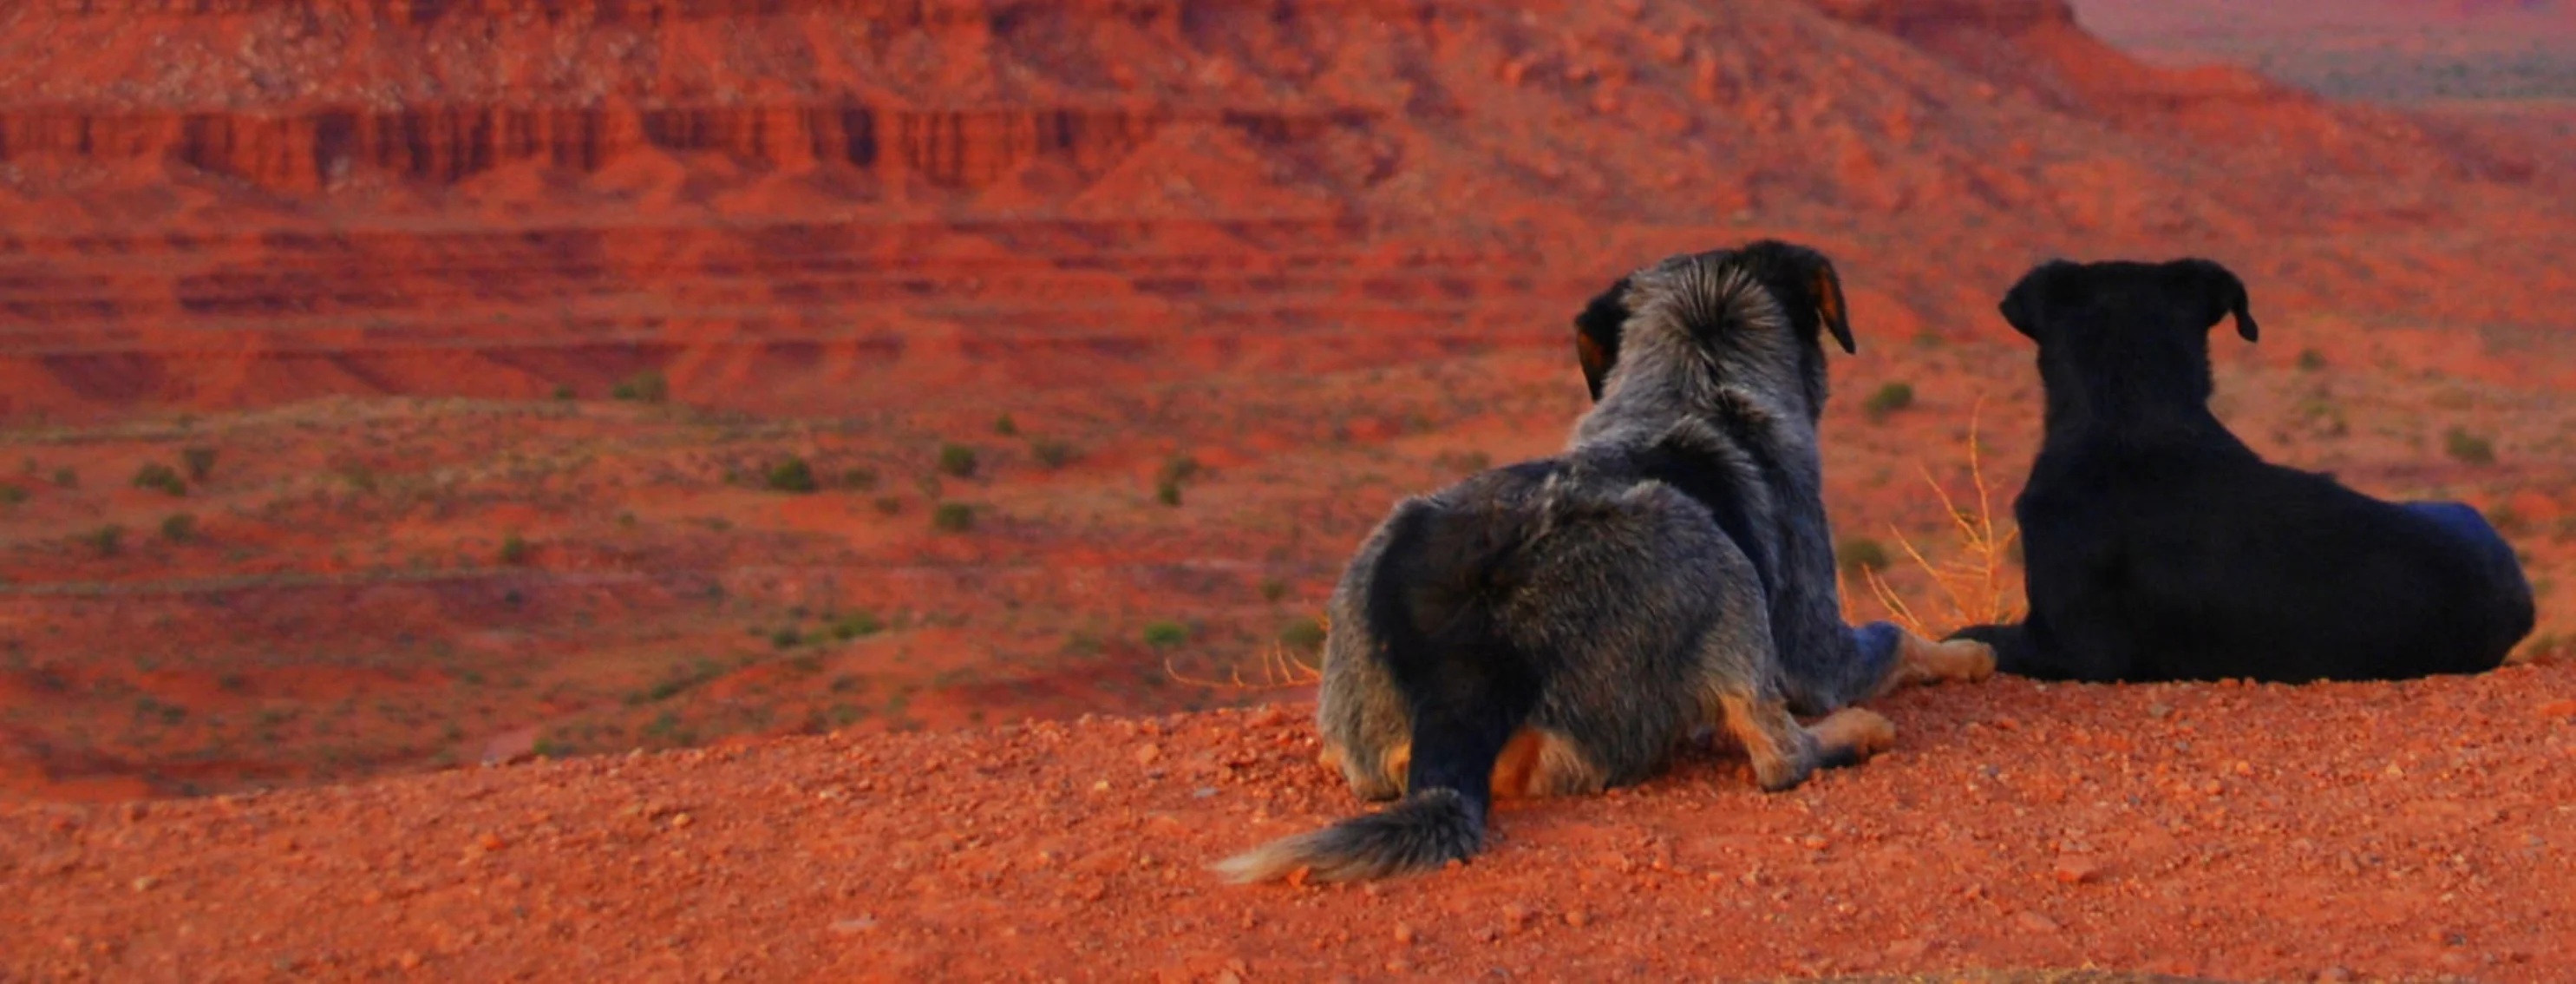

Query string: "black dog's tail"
[1216, 502, 1547, 883]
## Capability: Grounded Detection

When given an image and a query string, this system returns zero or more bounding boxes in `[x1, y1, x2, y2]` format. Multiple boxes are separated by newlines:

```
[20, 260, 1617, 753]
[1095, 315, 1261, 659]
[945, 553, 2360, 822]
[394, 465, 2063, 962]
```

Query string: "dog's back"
[1960, 259, 2535, 683]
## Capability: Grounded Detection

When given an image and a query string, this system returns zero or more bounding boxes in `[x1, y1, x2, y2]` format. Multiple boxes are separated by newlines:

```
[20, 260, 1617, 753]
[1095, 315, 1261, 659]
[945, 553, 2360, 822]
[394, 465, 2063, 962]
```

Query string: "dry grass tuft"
[1857, 403, 2027, 640]
[1164, 614, 1329, 690]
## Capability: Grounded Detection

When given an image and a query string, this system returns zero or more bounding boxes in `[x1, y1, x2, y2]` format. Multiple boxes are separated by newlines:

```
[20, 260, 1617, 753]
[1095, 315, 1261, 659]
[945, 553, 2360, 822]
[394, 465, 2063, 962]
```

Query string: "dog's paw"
[1904, 633, 1998, 685]
[1810, 707, 1898, 759]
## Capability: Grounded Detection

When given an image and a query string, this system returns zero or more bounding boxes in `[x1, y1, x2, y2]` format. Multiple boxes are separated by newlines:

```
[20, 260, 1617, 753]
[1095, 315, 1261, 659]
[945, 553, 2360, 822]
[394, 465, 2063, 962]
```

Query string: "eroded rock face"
[0, 0, 2550, 420]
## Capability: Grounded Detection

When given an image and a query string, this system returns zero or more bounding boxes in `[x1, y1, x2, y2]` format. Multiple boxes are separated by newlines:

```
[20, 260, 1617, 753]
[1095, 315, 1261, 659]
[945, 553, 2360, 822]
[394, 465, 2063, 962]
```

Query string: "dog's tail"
[1215, 501, 1547, 883]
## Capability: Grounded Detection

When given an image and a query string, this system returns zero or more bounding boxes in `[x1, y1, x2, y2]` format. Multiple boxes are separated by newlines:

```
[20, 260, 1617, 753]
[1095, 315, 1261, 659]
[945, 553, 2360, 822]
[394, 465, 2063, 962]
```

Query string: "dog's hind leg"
[1717, 692, 1895, 791]
[1488, 727, 1609, 799]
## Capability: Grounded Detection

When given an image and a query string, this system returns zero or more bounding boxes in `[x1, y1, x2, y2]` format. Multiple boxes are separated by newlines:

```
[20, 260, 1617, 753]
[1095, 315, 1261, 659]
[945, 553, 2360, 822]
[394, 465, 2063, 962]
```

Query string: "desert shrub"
[2296, 349, 2328, 371]
[133, 462, 186, 496]
[765, 456, 818, 493]
[841, 467, 880, 491]
[611, 371, 669, 403]
[499, 534, 530, 565]
[771, 626, 804, 650]
[1260, 578, 1290, 603]
[830, 611, 884, 640]
[1837, 537, 1892, 575]
[1141, 621, 1190, 649]
[1031, 439, 1076, 469]
[993, 413, 1019, 436]
[2444, 427, 2496, 466]
[938, 444, 978, 478]
[1161, 455, 1202, 485]
[51, 468, 77, 489]
[873, 496, 905, 515]
[932, 502, 975, 533]
[1155, 477, 1184, 507]
[83, 525, 125, 556]
[160, 513, 198, 542]
[181, 447, 219, 482]
[1279, 616, 1328, 653]
[1864, 383, 1916, 423]
[0, 486, 25, 506]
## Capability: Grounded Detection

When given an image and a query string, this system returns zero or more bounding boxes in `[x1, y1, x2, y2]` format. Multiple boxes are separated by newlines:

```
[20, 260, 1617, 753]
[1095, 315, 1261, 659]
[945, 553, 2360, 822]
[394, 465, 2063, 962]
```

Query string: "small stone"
[2014, 910, 2061, 935]
[2317, 968, 2356, 982]
[396, 951, 424, 970]
[477, 832, 506, 852]
[670, 813, 694, 829]
[1090, 780, 1111, 793]
[2053, 856, 2102, 884]
[1563, 909, 1589, 928]
[1886, 938, 1930, 960]
[1393, 923, 1417, 944]
[2538, 699, 2576, 718]
[1134, 744, 1162, 765]
[827, 916, 877, 935]
[129, 876, 158, 893]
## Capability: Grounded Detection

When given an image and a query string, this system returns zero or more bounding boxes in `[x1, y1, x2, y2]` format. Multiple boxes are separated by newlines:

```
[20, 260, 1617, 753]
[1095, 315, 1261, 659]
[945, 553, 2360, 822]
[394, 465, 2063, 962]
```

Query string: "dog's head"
[1572, 239, 1856, 414]
[1997, 257, 2258, 409]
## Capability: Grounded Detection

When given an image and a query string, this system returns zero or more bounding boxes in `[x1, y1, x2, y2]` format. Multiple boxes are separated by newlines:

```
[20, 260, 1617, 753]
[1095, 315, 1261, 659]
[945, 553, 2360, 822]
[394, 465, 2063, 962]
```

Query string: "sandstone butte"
[2, 0, 2574, 981]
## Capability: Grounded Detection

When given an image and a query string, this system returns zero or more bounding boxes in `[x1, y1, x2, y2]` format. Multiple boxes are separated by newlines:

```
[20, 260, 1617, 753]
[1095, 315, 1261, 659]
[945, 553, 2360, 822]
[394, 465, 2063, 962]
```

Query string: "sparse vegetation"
[1260, 578, 1291, 603]
[873, 496, 905, 515]
[1155, 477, 1184, 507]
[932, 502, 976, 533]
[1837, 537, 1893, 576]
[133, 462, 186, 496]
[766, 456, 818, 493]
[82, 524, 126, 557]
[51, 468, 77, 489]
[181, 447, 218, 482]
[841, 467, 879, 490]
[499, 534, 530, 565]
[552, 384, 577, 400]
[1141, 621, 1190, 649]
[1864, 382, 1916, 423]
[993, 413, 1019, 436]
[160, 513, 199, 542]
[1031, 439, 1076, 469]
[2297, 349, 2329, 371]
[1155, 454, 1200, 507]
[0, 486, 25, 506]
[1278, 616, 1328, 653]
[1858, 406, 2026, 638]
[938, 443, 979, 478]
[2444, 427, 2496, 466]
[611, 371, 669, 403]
[830, 612, 884, 640]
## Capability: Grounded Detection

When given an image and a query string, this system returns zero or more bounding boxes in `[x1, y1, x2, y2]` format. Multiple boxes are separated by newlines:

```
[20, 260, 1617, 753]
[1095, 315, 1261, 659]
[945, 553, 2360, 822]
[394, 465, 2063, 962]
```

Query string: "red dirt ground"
[5, 662, 2573, 981]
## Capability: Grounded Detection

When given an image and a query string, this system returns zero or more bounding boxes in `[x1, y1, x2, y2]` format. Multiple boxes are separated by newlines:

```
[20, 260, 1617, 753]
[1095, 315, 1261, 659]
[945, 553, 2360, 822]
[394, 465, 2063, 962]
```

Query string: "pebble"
[2052, 856, 2102, 885]
[2014, 910, 2062, 935]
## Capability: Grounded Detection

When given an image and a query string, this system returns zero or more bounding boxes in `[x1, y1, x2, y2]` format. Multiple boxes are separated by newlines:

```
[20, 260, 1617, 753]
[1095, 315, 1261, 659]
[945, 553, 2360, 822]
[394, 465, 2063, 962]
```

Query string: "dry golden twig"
[1163, 639, 1325, 692]
[1860, 402, 2027, 639]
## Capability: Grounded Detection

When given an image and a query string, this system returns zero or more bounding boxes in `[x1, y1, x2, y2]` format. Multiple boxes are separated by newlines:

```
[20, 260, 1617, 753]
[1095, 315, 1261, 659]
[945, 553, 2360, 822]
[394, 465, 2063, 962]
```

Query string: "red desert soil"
[5, 663, 2573, 981]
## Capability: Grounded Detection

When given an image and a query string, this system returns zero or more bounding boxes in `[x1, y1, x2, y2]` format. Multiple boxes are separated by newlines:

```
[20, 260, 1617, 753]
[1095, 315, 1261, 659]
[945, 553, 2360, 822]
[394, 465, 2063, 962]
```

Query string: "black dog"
[1947, 259, 2535, 683]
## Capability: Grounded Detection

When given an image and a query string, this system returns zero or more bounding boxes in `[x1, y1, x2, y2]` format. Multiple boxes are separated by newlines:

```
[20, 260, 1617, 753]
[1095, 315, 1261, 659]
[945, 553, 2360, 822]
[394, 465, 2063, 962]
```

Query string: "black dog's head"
[1572, 239, 1855, 411]
[1997, 257, 2258, 415]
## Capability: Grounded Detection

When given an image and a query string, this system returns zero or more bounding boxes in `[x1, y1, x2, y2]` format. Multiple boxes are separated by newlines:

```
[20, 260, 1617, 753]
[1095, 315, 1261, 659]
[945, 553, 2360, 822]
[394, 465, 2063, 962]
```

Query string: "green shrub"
[181, 447, 219, 482]
[2444, 428, 2496, 466]
[160, 513, 199, 542]
[1155, 477, 1183, 507]
[993, 414, 1019, 436]
[765, 456, 818, 493]
[938, 444, 978, 478]
[0, 486, 25, 506]
[51, 468, 77, 489]
[1031, 440, 1076, 469]
[499, 534, 530, 565]
[1141, 621, 1190, 649]
[830, 612, 884, 640]
[1259, 578, 1290, 603]
[132, 462, 186, 497]
[1863, 383, 1915, 423]
[932, 502, 975, 533]
[83, 525, 125, 556]
[1836, 537, 1892, 576]
[1279, 617, 1328, 653]
[611, 371, 669, 403]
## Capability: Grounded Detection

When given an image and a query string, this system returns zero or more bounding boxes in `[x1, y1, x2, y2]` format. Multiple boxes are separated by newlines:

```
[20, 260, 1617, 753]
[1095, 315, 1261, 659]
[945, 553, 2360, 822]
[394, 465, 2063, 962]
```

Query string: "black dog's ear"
[1742, 240, 1856, 354]
[2167, 258, 2258, 343]
[1997, 259, 2076, 342]
[1572, 274, 1633, 402]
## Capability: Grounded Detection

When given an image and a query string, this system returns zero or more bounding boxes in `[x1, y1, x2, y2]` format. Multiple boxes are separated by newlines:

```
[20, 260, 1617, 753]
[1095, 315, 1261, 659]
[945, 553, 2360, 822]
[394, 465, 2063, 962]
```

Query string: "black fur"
[1951, 259, 2537, 683]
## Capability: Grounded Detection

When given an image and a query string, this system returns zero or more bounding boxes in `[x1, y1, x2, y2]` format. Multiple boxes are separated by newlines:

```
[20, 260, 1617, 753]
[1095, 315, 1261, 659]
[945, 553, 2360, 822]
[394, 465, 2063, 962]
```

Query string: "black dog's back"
[1954, 258, 2535, 684]
[2005, 439, 2534, 683]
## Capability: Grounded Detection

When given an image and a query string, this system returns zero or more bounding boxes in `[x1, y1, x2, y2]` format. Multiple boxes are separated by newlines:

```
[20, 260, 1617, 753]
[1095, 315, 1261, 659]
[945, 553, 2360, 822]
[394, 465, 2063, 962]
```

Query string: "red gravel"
[6, 662, 2573, 982]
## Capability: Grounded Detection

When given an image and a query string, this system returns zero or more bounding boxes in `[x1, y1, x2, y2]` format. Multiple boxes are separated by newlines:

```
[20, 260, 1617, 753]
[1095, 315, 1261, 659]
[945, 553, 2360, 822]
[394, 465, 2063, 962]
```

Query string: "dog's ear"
[1997, 259, 2077, 342]
[1572, 274, 1633, 402]
[1742, 240, 1856, 355]
[2167, 258, 2258, 343]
